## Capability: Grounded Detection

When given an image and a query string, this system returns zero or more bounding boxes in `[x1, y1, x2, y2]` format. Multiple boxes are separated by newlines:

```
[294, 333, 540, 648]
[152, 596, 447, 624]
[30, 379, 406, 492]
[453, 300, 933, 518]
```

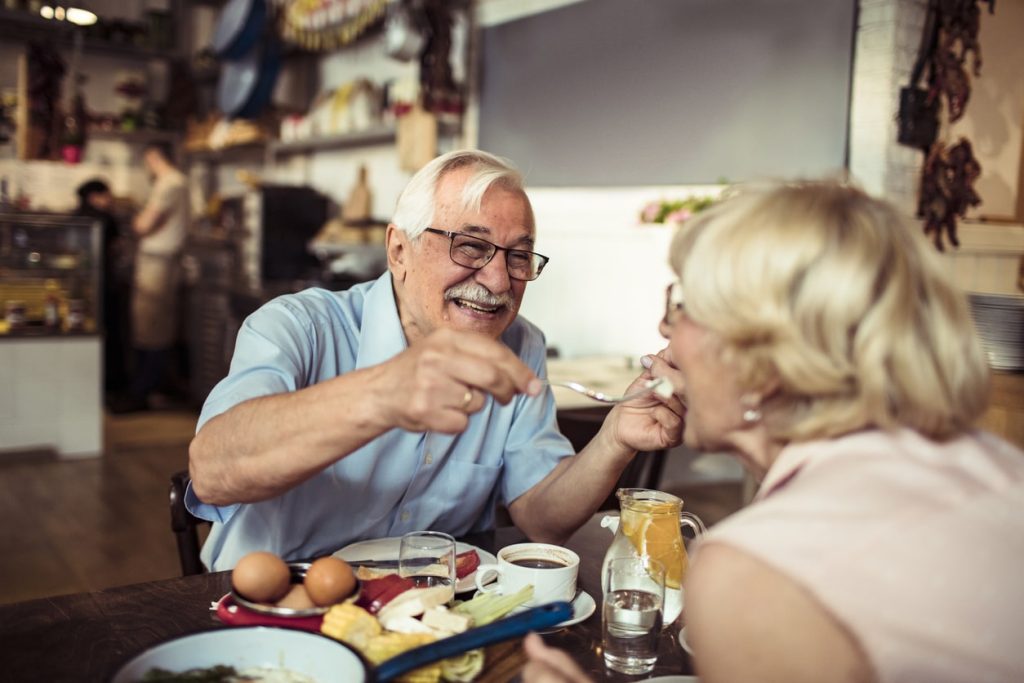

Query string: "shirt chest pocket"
[429, 459, 504, 535]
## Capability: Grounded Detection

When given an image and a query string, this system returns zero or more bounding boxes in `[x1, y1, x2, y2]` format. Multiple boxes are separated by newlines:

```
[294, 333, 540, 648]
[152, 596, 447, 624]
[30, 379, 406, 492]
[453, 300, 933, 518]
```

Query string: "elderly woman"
[523, 181, 1024, 683]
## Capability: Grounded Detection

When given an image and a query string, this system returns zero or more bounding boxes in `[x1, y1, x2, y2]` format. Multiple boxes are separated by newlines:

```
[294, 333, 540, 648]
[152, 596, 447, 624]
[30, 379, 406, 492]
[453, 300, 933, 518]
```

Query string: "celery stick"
[452, 585, 534, 625]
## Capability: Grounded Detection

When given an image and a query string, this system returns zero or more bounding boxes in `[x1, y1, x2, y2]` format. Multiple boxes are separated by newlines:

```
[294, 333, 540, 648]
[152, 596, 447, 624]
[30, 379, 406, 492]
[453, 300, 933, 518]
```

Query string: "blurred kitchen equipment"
[214, 0, 281, 119]
[213, 0, 268, 59]
[220, 184, 329, 290]
[384, 0, 425, 61]
[217, 37, 282, 119]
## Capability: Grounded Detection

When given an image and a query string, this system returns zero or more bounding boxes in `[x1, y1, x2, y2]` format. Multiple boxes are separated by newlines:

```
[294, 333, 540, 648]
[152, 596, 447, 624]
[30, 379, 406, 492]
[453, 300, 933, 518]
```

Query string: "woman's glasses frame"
[663, 282, 685, 326]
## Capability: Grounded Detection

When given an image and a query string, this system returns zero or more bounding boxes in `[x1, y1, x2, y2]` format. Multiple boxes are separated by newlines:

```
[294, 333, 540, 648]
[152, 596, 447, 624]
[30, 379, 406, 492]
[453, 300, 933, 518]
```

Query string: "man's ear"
[386, 224, 409, 281]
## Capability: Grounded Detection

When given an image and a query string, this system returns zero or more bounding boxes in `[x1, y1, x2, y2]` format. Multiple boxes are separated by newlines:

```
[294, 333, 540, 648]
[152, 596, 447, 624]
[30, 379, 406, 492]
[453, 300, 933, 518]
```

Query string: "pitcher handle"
[680, 511, 707, 537]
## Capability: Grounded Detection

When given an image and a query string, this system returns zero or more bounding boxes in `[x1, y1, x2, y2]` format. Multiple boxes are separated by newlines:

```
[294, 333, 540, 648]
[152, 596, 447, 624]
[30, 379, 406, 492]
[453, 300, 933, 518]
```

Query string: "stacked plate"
[968, 293, 1024, 372]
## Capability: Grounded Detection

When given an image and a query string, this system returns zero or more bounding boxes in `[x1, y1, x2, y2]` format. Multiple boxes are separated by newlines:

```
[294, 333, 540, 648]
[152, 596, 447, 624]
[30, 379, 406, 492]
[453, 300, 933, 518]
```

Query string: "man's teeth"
[455, 298, 500, 313]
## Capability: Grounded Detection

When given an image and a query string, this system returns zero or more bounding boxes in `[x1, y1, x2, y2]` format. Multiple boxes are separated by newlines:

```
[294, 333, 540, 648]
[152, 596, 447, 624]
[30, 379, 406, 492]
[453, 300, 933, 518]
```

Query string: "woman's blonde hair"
[669, 180, 990, 442]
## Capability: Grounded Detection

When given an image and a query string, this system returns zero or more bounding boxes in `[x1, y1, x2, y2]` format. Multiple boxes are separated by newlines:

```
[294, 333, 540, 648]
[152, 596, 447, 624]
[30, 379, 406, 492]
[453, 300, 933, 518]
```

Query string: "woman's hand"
[605, 348, 687, 454]
[521, 633, 594, 683]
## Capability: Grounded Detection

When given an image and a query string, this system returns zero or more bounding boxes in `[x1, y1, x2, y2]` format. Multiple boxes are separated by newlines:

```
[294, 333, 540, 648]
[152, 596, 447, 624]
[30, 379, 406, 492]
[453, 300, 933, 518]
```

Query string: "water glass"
[602, 556, 665, 675]
[399, 531, 456, 601]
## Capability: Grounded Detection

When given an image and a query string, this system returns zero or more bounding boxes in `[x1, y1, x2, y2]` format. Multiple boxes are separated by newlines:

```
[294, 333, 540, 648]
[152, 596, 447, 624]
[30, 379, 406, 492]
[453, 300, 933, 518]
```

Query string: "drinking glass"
[602, 556, 665, 675]
[399, 531, 456, 601]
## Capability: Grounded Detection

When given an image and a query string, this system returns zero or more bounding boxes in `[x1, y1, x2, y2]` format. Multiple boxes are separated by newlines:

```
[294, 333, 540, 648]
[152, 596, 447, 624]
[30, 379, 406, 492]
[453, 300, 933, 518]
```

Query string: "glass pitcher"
[601, 488, 706, 626]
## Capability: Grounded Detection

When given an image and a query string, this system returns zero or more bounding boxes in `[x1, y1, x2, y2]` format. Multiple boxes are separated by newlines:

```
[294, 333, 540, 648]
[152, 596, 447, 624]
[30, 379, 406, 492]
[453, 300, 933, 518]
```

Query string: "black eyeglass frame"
[663, 281, 686, 327]
[423, 227, 551, 281]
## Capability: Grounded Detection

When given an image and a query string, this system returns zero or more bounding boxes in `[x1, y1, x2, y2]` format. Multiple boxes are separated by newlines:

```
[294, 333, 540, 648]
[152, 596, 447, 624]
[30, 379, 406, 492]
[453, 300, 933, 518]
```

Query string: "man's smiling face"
[388, 166, 536, 344]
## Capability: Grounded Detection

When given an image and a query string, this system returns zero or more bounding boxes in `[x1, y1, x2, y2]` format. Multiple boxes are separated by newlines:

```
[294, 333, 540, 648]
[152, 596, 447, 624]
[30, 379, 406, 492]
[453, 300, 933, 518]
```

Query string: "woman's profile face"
[662, 311, 751, 459]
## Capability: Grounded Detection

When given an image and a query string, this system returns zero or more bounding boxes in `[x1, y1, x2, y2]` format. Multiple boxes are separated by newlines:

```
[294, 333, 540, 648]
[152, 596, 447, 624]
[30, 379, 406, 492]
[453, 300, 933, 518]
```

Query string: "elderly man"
[187, 149, 683, 571]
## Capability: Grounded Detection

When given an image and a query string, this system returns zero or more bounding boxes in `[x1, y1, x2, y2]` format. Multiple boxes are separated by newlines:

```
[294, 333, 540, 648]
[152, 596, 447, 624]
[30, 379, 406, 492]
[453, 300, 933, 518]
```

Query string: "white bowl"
[110, 626, 368, 683]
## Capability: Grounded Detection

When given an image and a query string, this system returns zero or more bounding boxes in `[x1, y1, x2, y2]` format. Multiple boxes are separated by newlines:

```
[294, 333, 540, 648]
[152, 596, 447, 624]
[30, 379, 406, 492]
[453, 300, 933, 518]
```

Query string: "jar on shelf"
[44, 294, 60, 328]
[5, 300, 27, 329]
[65, 299, 86, 332]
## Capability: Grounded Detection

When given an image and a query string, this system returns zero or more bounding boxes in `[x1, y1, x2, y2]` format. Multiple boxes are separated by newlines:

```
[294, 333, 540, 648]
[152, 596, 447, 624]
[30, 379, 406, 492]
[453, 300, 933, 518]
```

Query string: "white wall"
[520, 186, 721, 358]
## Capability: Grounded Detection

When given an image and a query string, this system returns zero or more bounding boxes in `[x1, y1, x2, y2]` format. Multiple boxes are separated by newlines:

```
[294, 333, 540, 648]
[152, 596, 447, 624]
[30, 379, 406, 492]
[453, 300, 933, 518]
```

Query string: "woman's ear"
[386, 224, 408, 280]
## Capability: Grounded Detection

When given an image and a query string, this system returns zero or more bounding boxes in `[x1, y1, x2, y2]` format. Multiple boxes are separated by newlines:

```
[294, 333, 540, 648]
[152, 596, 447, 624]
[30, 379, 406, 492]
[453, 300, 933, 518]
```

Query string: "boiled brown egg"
[231, 551, 291, 603]
[276, 583, 316, 610]
[304, 556, 357, 606]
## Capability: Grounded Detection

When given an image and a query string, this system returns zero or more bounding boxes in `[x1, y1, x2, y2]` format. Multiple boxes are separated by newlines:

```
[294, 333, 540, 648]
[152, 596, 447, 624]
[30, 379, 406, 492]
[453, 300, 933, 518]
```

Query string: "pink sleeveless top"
[699, 428, 1024, 683]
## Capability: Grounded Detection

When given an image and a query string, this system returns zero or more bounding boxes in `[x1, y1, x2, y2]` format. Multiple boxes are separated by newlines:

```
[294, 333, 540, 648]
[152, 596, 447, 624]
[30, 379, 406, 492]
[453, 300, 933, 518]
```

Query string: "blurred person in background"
[76, 178, 129, 404]
[523, 180, 1024, 683]
[111, 142, 188, 413]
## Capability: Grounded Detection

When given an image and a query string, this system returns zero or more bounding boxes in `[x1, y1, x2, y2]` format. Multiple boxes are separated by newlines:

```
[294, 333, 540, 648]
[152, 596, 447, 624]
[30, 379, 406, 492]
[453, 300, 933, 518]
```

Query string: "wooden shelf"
[267, 120, 462, 159]
[185, 142, 267, 162]
[268, 126, 397, 157]
[89, 129, 182, 145]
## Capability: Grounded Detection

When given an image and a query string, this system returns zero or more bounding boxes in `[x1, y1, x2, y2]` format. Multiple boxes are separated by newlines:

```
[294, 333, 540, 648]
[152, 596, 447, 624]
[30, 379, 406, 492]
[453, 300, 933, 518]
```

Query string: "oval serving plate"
[230, 562, 355, 617]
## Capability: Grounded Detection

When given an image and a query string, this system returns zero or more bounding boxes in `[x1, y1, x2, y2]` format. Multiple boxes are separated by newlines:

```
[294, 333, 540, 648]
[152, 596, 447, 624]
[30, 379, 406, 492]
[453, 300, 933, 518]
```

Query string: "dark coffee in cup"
[511, 557, 567, 569]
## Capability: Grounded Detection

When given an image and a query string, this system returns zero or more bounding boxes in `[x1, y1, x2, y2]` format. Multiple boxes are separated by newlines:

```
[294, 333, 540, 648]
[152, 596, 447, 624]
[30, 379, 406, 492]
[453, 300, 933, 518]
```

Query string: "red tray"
[214, 593, 324, 632]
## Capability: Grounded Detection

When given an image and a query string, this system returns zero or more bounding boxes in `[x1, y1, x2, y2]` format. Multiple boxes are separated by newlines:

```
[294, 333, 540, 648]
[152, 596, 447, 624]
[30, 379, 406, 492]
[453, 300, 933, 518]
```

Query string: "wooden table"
[0, 514, 695, 682]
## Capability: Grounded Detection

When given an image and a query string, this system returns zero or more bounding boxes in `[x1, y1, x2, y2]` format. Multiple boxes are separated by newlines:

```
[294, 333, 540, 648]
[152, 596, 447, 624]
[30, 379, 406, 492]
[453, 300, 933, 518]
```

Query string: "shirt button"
[401, 510, 410, 522]
[424, 452, 433, 465]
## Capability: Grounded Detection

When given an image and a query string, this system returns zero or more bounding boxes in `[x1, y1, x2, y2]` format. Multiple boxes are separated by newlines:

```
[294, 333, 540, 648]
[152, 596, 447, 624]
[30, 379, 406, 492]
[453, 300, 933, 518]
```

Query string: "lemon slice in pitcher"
[622, 502, 687, 589]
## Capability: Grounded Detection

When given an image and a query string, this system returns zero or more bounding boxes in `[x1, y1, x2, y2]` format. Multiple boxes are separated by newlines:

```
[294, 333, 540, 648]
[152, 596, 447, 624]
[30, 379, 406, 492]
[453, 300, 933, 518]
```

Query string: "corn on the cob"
[320, 603, 381, 651]
[364, 631, 441, 683]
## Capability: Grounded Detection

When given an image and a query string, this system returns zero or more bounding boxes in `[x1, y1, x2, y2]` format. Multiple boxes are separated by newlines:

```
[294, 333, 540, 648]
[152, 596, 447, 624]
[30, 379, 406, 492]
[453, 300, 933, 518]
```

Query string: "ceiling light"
[66, 7, 98, 26]
[54, 6, 65, 20]
[40, 5, 54, 19]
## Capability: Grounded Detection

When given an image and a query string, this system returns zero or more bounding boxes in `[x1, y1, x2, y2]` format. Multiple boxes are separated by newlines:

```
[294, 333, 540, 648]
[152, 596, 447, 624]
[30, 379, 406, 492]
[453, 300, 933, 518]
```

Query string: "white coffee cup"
[474, 542, 579, 607]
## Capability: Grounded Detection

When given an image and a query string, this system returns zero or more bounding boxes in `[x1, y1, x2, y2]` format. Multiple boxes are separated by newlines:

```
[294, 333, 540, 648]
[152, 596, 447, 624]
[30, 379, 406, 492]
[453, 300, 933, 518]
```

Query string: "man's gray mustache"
[444, 282, 514, 308]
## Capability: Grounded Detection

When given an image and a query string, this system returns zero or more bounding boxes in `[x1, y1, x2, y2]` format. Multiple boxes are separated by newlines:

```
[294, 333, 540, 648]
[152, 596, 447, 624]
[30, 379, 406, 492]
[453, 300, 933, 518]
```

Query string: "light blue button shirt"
[186, 272, 573, 571]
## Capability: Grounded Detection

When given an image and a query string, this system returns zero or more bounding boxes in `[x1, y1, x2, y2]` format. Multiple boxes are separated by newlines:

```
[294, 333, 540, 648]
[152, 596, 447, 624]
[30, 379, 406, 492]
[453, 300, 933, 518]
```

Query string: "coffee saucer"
[679, 625, 693, 655]
[534, 590, 596, 632]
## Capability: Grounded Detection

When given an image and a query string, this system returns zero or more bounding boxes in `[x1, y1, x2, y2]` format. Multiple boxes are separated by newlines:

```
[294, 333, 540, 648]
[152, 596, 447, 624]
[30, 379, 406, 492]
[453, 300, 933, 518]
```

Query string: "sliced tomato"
[454, 549, 480, 579]
[354, 574, 415, 614]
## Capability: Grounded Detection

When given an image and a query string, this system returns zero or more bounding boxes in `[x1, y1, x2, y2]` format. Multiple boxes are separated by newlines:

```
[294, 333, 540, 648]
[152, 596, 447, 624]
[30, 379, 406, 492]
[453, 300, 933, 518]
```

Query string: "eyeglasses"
[663, 281, 685, 326]
[423, 228, 550, 281]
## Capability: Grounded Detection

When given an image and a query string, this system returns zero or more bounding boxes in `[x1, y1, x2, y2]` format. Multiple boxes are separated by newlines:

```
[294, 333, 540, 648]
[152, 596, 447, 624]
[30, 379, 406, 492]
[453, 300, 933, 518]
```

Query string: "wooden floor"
[0, 409, 744, 607]
[0, 410, 198, 606]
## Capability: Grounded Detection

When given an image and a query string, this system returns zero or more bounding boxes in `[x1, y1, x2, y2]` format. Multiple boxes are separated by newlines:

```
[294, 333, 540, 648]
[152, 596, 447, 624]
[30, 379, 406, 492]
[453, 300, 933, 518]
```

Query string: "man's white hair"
[391, 149, 532, 238]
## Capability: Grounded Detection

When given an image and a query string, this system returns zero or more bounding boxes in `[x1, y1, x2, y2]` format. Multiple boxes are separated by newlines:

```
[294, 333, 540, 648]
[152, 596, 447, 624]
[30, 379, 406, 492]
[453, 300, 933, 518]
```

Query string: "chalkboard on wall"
[478, 0, 857, 186]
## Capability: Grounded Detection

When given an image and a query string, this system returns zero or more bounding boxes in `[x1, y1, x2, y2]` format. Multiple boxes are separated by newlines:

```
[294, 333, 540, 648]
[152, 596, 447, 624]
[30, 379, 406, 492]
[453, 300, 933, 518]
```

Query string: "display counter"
[0, 211, 102, 458]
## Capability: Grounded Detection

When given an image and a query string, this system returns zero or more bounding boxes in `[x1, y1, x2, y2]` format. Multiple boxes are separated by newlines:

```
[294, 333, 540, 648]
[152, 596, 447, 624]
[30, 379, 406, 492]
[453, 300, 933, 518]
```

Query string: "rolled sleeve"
[197, 298, 315, 431]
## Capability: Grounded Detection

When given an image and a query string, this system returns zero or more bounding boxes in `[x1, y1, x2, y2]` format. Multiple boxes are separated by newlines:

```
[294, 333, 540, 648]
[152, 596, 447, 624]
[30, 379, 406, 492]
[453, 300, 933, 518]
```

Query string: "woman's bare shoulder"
[685, 542, 876, 683]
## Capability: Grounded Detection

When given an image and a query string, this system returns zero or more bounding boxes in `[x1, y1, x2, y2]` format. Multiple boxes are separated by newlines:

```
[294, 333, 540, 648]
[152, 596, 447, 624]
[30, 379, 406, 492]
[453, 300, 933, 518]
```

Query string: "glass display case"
[0, 211, 101, 338]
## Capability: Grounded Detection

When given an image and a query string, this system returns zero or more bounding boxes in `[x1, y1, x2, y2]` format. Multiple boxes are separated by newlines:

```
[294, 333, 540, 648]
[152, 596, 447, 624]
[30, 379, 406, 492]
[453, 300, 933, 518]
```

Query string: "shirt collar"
[354, 272, 409, 370]
[754, 439, 821, 501]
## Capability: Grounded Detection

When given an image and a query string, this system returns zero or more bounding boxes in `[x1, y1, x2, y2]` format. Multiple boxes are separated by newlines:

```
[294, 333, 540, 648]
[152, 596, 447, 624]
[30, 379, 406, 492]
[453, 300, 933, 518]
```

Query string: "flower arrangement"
[639, 195, 718, 225]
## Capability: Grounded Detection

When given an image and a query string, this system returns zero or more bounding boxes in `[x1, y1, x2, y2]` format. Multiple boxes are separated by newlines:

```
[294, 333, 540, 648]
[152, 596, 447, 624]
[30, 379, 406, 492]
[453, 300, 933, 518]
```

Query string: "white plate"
[645, 677, 699, 683]
[551, 589, 596, 630]
[332, 538, 497, 594]
[110, 627, 366, 683]
[516, 590, 596, 632]
[678, 625, 693, 655]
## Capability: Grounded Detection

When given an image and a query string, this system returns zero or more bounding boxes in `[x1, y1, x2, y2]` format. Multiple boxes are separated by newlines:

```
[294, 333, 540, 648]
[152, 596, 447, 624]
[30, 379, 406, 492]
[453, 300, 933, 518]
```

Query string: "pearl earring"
[740, 393, 762, 424]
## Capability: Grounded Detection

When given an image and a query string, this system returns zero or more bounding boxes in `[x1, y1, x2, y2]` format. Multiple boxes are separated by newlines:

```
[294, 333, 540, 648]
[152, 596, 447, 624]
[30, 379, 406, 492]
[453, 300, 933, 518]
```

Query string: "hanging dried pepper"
[914, 0, 994, 250]
[928, 0, 991, 122]
[918, 138, 982, 250]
